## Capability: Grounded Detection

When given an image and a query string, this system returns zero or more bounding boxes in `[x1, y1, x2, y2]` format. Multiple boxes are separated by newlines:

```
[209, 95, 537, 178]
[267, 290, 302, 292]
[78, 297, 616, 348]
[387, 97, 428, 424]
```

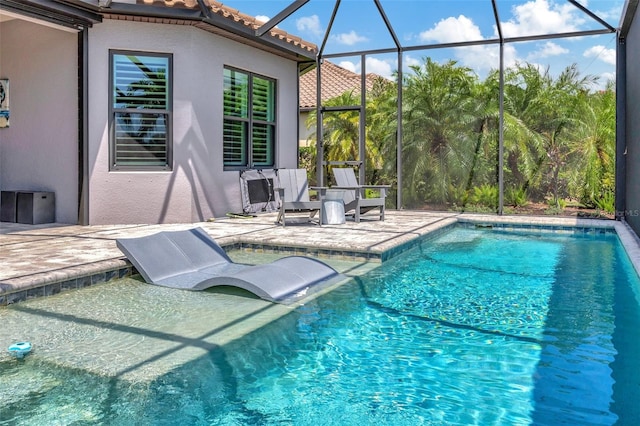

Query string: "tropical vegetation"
[303, 57, 616, 216]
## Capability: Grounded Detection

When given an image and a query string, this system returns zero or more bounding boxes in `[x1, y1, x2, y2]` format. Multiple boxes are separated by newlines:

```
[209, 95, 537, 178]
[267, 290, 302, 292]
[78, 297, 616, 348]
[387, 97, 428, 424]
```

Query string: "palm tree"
[400, 58, 482, 207]
[500, 64, 550, 197]
[500, 63, 597, 207]
[566, 81, 615, 209]
[304, 58, 613, 214]
[367, 76, 401, 192]
[306, 86, 387, 185]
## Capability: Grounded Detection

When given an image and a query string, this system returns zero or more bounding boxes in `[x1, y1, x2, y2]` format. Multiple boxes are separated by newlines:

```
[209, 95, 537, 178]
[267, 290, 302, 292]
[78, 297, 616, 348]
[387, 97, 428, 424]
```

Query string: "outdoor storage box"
[16, 191, 55, 224]
[1, 190, 17, 222]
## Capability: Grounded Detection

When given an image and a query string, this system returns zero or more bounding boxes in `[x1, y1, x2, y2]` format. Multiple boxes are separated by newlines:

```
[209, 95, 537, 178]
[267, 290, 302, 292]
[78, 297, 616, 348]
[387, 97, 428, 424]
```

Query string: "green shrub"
[543, 196, 565, 215]
[365, 188, 381, 198]
[547, 197, 566, 209]
[505, 187, 528, 207]
[470, 184, 498, 208]
[460, 204, 496, 213]
[448, 185, 469, 206]
[594, 191, 615, 214]
[544, 205, 563, 215]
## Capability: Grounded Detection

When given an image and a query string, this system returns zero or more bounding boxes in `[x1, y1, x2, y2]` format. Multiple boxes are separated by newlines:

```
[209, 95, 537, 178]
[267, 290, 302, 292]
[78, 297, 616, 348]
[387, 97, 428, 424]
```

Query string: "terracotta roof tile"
[207, 1, 316, 53]
[300, 61, 385, 109]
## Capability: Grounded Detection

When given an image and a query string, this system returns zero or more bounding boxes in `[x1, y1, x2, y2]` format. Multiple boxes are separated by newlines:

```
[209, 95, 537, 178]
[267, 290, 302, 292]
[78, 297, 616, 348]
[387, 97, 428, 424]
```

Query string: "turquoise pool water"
[1, 226, 639, 425]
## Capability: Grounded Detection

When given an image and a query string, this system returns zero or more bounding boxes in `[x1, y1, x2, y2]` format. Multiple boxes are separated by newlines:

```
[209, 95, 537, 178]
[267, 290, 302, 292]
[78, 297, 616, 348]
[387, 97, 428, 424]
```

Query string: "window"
[110, 51, 172, 170]
[223, 67, 276, 168]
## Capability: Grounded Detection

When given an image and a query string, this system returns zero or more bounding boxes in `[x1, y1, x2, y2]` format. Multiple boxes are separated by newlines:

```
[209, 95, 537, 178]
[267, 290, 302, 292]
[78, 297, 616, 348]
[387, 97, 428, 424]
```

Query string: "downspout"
[78, 27, 89, 225]
[615, 32, 626, 220]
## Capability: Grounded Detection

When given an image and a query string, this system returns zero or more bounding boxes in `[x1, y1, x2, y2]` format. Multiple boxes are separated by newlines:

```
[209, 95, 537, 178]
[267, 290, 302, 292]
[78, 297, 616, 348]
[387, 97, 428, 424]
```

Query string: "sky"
[223, 0, 624, 90]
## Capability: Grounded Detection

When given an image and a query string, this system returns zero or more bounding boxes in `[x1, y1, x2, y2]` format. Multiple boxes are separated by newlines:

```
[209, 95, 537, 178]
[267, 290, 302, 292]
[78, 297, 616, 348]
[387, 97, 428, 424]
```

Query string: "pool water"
[1, 227, 640, 425]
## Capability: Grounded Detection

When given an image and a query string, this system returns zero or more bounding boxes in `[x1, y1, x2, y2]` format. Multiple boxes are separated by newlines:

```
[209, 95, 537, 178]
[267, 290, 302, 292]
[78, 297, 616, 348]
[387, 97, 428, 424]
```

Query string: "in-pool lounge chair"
[275, 168, 327, 226]
[116, 227, 342, 303]
[331, 167, 390, 223]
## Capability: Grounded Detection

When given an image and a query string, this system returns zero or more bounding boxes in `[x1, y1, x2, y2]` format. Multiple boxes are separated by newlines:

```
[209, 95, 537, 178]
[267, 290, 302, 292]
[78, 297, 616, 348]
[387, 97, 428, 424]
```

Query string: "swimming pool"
[1, 226, 639, 424]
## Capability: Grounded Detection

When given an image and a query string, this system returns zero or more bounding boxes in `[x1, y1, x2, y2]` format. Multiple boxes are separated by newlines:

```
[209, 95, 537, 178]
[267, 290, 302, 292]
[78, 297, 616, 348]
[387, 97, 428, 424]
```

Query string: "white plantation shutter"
[111, 52, 171, 169]
[223, 67, 276, 168]
[251, 77, 275, 167]
[223, 69, 249, 166]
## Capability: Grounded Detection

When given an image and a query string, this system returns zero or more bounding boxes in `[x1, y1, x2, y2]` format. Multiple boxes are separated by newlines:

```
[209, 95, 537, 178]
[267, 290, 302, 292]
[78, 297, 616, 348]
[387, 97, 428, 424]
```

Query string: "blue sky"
[225, 0, 623, 90]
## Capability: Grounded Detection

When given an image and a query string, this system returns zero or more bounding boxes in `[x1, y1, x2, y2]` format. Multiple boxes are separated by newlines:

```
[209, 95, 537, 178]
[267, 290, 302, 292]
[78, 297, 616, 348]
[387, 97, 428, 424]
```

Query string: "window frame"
[109, 50, 173, 171]
[223, 66, 277, 170]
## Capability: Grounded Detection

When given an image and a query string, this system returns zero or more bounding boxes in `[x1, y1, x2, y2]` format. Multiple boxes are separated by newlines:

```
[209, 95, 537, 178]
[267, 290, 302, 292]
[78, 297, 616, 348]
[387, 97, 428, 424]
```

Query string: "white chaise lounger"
[116, 227, 343, 303]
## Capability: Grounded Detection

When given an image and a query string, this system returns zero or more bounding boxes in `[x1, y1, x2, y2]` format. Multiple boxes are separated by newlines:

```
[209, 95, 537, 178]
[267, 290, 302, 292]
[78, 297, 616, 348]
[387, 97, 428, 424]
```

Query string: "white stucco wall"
[299, 110, 314, 147]
[0, 19, 79, 224]
[87, 20, 300, 224]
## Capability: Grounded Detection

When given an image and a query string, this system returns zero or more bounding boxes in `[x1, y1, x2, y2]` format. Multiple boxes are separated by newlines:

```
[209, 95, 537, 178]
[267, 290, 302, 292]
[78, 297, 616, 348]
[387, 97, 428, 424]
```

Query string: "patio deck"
[1, 210, 638, 306]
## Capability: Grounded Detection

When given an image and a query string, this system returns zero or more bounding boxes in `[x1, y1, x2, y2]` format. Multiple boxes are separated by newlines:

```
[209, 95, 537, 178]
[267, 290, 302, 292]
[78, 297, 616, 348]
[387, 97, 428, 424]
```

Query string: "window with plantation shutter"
[110, 51, 172, 170]
[223, 67, 276, 169]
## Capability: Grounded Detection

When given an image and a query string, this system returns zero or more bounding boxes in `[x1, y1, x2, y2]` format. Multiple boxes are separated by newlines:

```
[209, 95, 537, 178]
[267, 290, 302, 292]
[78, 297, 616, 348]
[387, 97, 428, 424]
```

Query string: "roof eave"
[201, 13, 316, 61]
[0, 0, 102, 28]
[97, 1, 203, 20]
[93, 2, 316, 62]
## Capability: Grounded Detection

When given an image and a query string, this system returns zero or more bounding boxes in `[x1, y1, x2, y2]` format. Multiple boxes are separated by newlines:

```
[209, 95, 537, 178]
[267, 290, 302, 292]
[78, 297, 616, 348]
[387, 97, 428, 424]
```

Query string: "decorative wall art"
[0, 79, 9, 128]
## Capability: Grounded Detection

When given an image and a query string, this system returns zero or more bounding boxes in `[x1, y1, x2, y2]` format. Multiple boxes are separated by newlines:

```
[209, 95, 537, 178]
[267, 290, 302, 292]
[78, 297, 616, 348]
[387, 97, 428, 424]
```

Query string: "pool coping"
[2, 214, 638, 306]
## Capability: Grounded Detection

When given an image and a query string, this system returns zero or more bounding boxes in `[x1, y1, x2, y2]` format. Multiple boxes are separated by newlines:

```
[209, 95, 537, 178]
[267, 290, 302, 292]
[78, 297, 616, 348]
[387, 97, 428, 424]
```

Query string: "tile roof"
[102, 0, 317, 59]
[299, 61, 385, 109]
[206, 1, 314, 53]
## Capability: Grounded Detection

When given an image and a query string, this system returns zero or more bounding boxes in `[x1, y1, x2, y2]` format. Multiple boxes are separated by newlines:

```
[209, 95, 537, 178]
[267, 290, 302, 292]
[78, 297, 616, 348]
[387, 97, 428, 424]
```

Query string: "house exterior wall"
[625, 4, 640, 235]
[0, 19, 79, 224]
[87, 20, 300, 224]
[299, 110, 313, 147]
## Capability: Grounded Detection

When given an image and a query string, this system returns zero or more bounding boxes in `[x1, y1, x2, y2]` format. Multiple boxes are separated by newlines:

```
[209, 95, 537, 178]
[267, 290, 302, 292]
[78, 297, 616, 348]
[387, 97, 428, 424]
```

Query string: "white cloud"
[415, 14, 524, 75]
[598, 72, 616, 86]
[338, 61, 357, 73]
[337, 57, 395, 80]
[590, 2, 625, 23]
[586, 71, 616, 92]
[296, 15, 323, 38]
[419, 15, 484, 43]
[365, 57, 394, 79]
[527, 41, 569, 60]
[452, 44, 520, 74]
[255, 15, 270, 23]
[584, 45, 616, 65]
[404, 55, 423, 69]
[332, 30, 368, 46]
[415, 14, 513, 74]
[499, 0, 584, 37]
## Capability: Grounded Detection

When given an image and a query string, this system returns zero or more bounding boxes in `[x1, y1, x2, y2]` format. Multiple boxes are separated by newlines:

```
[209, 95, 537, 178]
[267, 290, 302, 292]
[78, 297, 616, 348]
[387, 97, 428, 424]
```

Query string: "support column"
[615, 34, 627, 220]
[498, 41, 505, 215]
